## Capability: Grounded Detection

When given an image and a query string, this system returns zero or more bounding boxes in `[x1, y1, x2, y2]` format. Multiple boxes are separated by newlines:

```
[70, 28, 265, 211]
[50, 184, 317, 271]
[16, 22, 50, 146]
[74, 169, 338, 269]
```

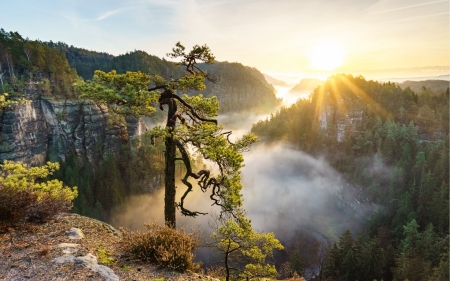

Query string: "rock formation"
[0, 80, 147, 166]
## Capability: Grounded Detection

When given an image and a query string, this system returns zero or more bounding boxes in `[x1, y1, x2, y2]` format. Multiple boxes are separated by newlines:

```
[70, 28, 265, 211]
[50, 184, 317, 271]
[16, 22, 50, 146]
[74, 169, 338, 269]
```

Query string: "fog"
[113, 109, 373, 242]
[111, 90, 375, 277]
[274, 85, 311, 106]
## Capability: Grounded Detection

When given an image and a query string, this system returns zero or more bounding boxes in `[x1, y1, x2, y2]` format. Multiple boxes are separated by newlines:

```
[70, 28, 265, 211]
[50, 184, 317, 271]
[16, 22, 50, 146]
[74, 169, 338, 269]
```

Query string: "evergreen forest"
[0, 28, 448, 280]
[252, 74, 449, 280]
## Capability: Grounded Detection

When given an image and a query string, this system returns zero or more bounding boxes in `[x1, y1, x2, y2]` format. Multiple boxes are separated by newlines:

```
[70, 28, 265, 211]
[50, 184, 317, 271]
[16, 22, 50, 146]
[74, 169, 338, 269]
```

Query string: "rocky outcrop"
[53, 228, 120, 281]
[0, 80, 147, 166]
[0, 212, 222, 281]
[318, 97, 363, 142]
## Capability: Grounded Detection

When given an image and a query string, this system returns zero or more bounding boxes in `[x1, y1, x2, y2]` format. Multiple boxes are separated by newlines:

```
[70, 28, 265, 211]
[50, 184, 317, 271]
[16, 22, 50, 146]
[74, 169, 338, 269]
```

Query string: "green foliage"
[0, 29, 80, 99]
[96, 248, 116, 266]
[123, 222, 200, 271]
[48, 42, 187, 84]
[252, 74, 449, 279]
[46, 41, 114, 80]
[76, 42, 259, 228]
[208, 212, 283, 281]
[0, 160, 77, 230]
[392, 254, 431, 281]
[112, 50, 183, 78]
[75, 70, 158, 117]
[198, 62, 281, 113]
[324, 229, 384, 281]
[0, 160, 77, 201]
[399, 80, 449, 95]
[427, 241, 449, 281]
[52, 137, 165, 221]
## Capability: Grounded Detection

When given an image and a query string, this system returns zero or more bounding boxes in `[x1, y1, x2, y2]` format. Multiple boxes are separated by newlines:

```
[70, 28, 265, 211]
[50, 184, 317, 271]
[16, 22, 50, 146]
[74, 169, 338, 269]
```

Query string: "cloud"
[96, 9, 121, 21]
[96, 7, 132, 21]
[369, 0, 448, 14]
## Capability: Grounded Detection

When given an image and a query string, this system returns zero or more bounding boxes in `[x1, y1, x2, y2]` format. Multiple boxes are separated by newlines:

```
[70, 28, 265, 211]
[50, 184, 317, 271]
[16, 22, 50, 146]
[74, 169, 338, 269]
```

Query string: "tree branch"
[170, 94, 217, 124]
[148, 85, 167, 91]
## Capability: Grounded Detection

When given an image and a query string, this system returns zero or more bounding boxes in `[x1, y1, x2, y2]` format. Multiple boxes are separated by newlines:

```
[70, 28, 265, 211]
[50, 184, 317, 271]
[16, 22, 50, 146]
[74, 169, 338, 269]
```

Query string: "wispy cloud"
[393, 11, 450, 22]
[369, 0, 448, 14]
[96, 8, 130, 21]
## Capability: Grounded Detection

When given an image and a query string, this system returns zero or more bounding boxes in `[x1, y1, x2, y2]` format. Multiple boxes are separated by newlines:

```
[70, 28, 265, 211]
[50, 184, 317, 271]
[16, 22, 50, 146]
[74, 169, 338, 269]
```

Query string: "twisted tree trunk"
[160, 91, 178, 228]
[158, 90, 218, 227]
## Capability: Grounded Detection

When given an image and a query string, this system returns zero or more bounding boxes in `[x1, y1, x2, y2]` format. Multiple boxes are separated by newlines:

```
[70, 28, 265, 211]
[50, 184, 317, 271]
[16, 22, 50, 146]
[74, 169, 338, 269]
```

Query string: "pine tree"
[76, 43, 258, 228]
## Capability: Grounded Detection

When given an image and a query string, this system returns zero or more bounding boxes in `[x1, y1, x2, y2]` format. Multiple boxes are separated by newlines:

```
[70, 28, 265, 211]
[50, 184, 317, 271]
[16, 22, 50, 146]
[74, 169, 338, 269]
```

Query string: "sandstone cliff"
[0, 80, 147, 166]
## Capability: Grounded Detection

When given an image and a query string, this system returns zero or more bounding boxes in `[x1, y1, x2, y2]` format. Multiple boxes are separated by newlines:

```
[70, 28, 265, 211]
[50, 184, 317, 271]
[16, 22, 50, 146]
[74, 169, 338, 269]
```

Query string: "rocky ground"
[0, 213, 219, 281]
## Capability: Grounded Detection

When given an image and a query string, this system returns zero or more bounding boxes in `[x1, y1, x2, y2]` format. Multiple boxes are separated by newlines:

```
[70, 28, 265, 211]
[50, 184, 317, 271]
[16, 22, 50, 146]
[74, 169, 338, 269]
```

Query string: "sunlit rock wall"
[318, 95, 364, 142]
[0, 80, 147, 166]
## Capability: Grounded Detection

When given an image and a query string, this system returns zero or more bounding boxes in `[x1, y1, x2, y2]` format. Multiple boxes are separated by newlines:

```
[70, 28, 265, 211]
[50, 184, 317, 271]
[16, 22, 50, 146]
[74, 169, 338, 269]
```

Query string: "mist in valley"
[112, 96, 375, 276]
[274, 85, 311, 106]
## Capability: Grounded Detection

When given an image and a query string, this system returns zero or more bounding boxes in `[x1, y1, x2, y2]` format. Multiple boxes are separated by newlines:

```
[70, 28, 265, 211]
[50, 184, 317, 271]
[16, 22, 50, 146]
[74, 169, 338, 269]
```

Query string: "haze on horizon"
[3, 0, 449, 81]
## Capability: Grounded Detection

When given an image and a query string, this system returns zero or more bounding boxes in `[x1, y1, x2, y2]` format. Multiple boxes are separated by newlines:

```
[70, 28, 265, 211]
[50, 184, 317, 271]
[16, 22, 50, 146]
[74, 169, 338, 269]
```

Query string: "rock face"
[318, 96, 363, 142]
[0, 80, 147, 166]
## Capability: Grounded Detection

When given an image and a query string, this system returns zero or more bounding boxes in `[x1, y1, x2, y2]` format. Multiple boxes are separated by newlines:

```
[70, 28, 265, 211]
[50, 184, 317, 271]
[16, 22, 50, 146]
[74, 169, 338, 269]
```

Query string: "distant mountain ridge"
[198, 62, 281, 112]
[289, 78, 323, 93]
[47, 43, 280, 113]
[434, 74, 450, 80]
[399, 79, 449, 94]
[45, 42, 182, 80]
[263, 73, 289, 87]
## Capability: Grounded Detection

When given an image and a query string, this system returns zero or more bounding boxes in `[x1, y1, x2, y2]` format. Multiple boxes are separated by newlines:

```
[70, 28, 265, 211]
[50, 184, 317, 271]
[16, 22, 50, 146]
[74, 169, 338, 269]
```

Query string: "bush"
[0, 160, 77, 231]
[124, 223, 200, 271]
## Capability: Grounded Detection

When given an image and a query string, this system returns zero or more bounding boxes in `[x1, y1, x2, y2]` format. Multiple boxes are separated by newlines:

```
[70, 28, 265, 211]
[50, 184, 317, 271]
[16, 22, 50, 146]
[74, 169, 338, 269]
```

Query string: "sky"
[2, 0, 449, 80]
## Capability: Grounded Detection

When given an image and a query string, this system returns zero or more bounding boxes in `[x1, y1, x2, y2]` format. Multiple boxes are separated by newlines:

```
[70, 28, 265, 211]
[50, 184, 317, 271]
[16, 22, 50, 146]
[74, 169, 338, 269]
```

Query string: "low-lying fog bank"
[114, 106, 376, 237]
[111, 140, 373, 242]
[112, 107, 375, 279]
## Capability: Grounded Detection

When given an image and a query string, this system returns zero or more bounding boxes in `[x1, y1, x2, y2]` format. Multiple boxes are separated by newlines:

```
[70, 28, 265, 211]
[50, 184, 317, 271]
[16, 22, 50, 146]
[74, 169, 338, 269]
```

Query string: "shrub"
[0, 160, 77, 231]
[124, 223, 200, 271]
[205, 265, 226, 279]
[278, 262, 294, 279]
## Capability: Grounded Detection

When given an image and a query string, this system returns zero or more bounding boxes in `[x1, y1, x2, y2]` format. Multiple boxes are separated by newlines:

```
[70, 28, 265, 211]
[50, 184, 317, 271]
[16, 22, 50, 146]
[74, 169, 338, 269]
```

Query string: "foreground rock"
[0, 213, 219, 281]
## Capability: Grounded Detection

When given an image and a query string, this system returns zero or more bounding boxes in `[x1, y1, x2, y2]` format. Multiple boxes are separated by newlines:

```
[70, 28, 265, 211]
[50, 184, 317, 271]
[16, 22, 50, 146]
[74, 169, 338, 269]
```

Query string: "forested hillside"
[252, 74, 449, 281]
[46, 44, 280, 113]
[2, 28, 448, 280]
[0, 29, 279, 222]
[399, 79, 449, 95]
[45, 42, 182, 81]
[0, 29, 79, 99]
[45, 41, 114, 80]
[198, 62, 281, 112]
[289, 78, 323, 93]
[0, 30, 167, 221]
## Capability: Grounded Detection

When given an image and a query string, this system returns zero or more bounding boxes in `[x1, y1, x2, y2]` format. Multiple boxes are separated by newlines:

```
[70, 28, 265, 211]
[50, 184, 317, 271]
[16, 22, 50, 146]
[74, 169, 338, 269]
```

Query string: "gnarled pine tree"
[75, 43, 257, 228]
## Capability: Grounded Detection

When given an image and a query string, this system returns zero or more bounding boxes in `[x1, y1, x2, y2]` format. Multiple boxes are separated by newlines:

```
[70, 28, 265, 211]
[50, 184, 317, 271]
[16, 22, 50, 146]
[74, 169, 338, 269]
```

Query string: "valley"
[0, 28, 448, 281]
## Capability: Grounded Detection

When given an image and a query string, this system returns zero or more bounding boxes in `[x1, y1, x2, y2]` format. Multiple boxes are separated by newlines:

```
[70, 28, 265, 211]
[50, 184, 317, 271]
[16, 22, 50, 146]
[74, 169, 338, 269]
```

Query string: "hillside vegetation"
[0, 29, 280, 222]
[399, 79, 449, 94]
[252, 74, 449, 281]
[198, 62, 281, 112]
[47, 43, 280, 113]
[0, 29, 79, 99]
[289, 78, 323, 93]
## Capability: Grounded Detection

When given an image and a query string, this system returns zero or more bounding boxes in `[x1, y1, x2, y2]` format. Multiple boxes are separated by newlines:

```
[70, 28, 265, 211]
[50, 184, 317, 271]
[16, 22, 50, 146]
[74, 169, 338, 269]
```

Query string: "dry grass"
[0, 213, 214, 281]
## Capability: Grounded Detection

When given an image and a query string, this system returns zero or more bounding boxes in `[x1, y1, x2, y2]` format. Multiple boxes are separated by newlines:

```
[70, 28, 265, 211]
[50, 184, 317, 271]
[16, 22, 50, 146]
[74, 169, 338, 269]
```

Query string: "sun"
[310, 45, 344, 71]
